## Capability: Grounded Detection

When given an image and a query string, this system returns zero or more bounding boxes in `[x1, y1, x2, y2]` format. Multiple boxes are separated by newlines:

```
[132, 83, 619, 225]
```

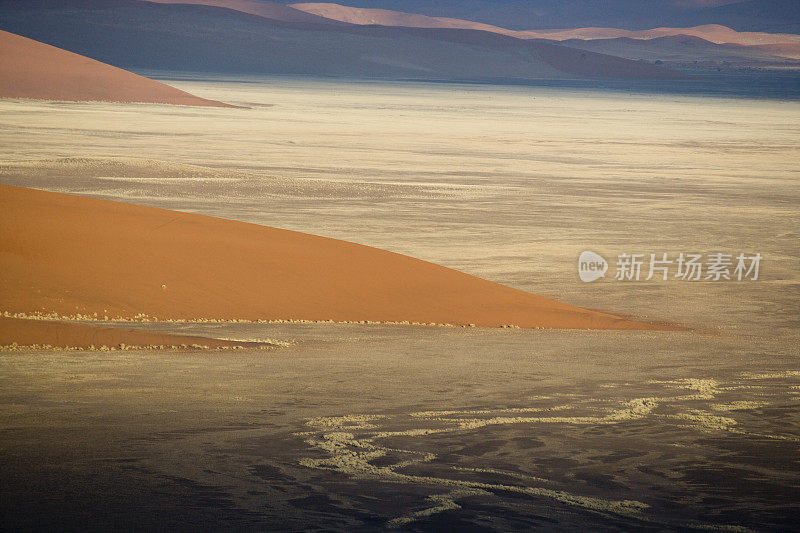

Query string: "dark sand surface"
[1, 323, 798, 531]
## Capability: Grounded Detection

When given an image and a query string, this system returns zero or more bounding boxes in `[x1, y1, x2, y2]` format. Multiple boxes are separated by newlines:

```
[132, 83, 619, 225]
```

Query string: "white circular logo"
[578, 251, 608, 282]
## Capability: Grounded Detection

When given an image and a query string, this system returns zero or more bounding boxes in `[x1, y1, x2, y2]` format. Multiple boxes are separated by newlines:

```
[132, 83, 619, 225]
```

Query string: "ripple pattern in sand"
[297, 372, 799, 530]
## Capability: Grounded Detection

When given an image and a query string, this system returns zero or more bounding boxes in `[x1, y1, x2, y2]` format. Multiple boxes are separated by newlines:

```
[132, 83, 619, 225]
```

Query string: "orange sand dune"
[0, 30, 234, 107]
[0, 317, 267, 350]
[291, 4, 800, 46]
[0, 185, 672, 330]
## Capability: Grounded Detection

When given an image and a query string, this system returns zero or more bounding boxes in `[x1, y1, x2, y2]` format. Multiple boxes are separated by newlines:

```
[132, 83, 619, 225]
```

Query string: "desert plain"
[0, 75, 798, 530]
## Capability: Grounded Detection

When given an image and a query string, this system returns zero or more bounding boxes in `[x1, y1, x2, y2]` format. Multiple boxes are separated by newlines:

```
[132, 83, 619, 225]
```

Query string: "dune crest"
[0, 30, 235, 107]
[0, 185, 674, 330]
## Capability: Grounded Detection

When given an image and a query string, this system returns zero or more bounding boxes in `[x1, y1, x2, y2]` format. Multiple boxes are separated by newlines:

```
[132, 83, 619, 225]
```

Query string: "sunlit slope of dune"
[0, 30, 234, 107]
[0, 185, 671, 330]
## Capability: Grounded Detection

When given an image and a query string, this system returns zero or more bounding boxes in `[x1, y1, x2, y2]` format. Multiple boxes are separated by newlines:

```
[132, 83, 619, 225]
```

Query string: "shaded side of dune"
[0, 30, 235, 107]
[145, 0, 343, 24]
[0, 185, 673, 330]
[0, 317, 268, 350]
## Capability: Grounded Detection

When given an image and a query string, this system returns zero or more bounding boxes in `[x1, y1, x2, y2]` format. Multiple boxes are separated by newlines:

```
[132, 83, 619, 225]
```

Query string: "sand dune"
[0, 316, 269, 350]
[1, 1, 686, 81]
[143, 0, 339, 24]
[290, 4, 800, 46]
[750, 42, 800, 59]
[515, 24, 800, 46]
[0, 185, 671, 330]
[0, 30, 233, 107]
[288, 4, 798, 68]
[289, 0, 800, 35]
[291, 2, 516, 33]
[559, 34, 800, 66]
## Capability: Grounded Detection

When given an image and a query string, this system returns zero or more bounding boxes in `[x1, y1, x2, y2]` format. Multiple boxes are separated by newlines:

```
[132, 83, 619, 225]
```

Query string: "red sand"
[0, 317, 267, 350]
[0, 185, 674, 330]
[0, 30, 234, 107]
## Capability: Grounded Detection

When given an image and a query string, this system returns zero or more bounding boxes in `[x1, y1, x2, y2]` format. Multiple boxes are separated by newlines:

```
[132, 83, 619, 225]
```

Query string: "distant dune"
[287, 0, 800, 35]
[0, 316, 269, 350]
[287, 4, 799, 68]
[514, 24, 800, 46]
[131, 0, 686, 80]
[291, 2, 517, 33]
[144, 0, 338, 24]
[291, 4, 800, 46]
[0, 30, 234, 106]
[750, 42, 800, 59]
[0, 185, 671, 330]
[559, 35, 800, 66]
[0, 1, 688, 81]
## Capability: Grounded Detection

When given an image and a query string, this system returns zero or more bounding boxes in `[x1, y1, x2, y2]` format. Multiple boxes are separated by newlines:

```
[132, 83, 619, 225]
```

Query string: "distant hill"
[0, 0, 686, 81]
[273, 0, 800, 33]
[144, 0, 341, 23]
[290, 4, 799, 45]
[559, 35, 800, 68]
[287, 3, 799, 70]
